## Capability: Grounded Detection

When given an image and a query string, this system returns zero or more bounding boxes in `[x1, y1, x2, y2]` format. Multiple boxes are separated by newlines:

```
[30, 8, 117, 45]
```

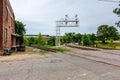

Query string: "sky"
[9, 0, 120, 35]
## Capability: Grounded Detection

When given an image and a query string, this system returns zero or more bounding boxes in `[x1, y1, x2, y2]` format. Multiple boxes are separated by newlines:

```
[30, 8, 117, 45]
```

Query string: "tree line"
[23, 24, 120, 47]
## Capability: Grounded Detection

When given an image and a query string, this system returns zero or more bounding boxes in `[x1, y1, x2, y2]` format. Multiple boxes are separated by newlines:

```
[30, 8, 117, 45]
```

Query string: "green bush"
[23, 38, 29, 45]
[109, 39, 115, 48]
[82, 34, 91, 46]
[37, 33, 46, 46]
[89, 33, 97, 45]
[39, 50, 48, 55]
[47, 36, 55, 46]
[29, 37, 37, 46]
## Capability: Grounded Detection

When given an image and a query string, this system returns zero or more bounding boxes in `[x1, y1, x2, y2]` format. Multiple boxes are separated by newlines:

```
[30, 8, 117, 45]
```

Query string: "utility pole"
[56, 15, 79, 47]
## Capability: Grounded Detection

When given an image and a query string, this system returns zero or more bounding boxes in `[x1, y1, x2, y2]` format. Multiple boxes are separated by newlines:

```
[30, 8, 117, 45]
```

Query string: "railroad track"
[30, 45, 120, 67]
[67, 44, 120, 56]
[66, 45, 120, 67]
[30, 46, 57, 53]
[67, 44, 99, 51]
[62, 51, 120, 68]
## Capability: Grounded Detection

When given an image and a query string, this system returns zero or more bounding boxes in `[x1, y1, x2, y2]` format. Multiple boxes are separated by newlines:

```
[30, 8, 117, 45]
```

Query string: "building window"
[5, 7, 8, 22]
[4, 28, 7, 43]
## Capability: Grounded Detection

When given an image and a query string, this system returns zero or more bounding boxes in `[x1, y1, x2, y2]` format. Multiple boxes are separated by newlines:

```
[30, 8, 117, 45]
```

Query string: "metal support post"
[56, 26, 60, 47]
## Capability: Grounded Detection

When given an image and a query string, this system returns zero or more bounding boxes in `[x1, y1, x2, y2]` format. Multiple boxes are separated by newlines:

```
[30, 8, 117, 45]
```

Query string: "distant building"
[42, 35, 50, 41]
[0, 0, 20, 55]
[24, 35, 50, 42]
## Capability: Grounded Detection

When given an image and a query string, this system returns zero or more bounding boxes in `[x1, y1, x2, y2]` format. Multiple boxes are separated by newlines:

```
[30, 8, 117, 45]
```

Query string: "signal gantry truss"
[55, 15, 79, 47]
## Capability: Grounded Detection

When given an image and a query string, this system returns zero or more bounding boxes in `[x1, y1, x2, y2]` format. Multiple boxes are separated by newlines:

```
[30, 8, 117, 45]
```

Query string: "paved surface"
[0, 49, 120, 80]
[68, 48, 120, 66]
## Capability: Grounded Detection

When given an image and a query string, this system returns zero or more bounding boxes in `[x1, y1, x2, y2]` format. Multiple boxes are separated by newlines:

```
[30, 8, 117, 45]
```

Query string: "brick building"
[0, 0, 19, 55]
[24, 35, 50, 42]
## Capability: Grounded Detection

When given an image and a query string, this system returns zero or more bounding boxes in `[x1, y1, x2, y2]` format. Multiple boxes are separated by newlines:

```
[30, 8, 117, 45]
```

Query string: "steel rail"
[30, 46, 57, 53]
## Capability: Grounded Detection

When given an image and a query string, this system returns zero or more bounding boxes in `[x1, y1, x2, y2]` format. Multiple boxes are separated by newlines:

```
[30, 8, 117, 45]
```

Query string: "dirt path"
[0, 53, 43, 63]
[0, 47, 49, 63]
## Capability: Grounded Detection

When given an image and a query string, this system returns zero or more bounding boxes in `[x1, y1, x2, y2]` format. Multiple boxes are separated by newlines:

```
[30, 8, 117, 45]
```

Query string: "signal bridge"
[56, 15, 79, 47]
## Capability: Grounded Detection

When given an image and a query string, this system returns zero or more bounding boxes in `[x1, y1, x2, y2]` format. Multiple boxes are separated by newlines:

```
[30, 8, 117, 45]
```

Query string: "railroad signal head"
[75, 14, 78, 18]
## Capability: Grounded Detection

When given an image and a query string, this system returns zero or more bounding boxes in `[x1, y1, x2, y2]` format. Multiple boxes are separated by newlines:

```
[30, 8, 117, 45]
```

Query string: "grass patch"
[26, 47, 34, 52]
[97, 43, 114, 48]
[26, 47, 40, 53]
[116, 46, 120, 49]
[45, 45, 71, 52]
[39, 50, 48, 55]
[96, 41, 120, 49]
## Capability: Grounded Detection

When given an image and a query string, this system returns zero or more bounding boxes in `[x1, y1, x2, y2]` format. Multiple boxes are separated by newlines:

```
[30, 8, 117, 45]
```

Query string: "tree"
[37, 33, 46, 46]
[108, 26, 119, 40]
[97, 25, 109, 43]
[47, 36, 55, 46]
[64, 33, 75, 43]
[15, 20, 26, 36]
[75, 33, 82, 44]
[15, 20, 26, 44]
[60, 36, 67, 45]
[97, 25, 119, 43]
[23, 38, 29, 46]
[89, 33, 97, 45]
[82, 34, 91, 46]
[113, 3, 120, 27]
[60, 33, 83, 45]
[29, 37, 37, 46]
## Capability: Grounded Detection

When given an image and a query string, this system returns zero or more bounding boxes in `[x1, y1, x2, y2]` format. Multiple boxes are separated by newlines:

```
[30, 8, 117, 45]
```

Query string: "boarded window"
[4, 28, 7, 43]
[5, 7, 8, 22]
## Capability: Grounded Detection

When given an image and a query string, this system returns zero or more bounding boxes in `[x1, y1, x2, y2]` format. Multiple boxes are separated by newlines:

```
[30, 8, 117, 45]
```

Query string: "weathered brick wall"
[3, 0, 15, 47]
[0, 0, 15, 55]
[0, 0, 4, 55]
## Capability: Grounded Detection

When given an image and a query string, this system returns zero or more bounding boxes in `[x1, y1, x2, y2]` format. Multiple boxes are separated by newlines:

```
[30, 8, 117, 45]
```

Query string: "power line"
[99, 0, 120, 3]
